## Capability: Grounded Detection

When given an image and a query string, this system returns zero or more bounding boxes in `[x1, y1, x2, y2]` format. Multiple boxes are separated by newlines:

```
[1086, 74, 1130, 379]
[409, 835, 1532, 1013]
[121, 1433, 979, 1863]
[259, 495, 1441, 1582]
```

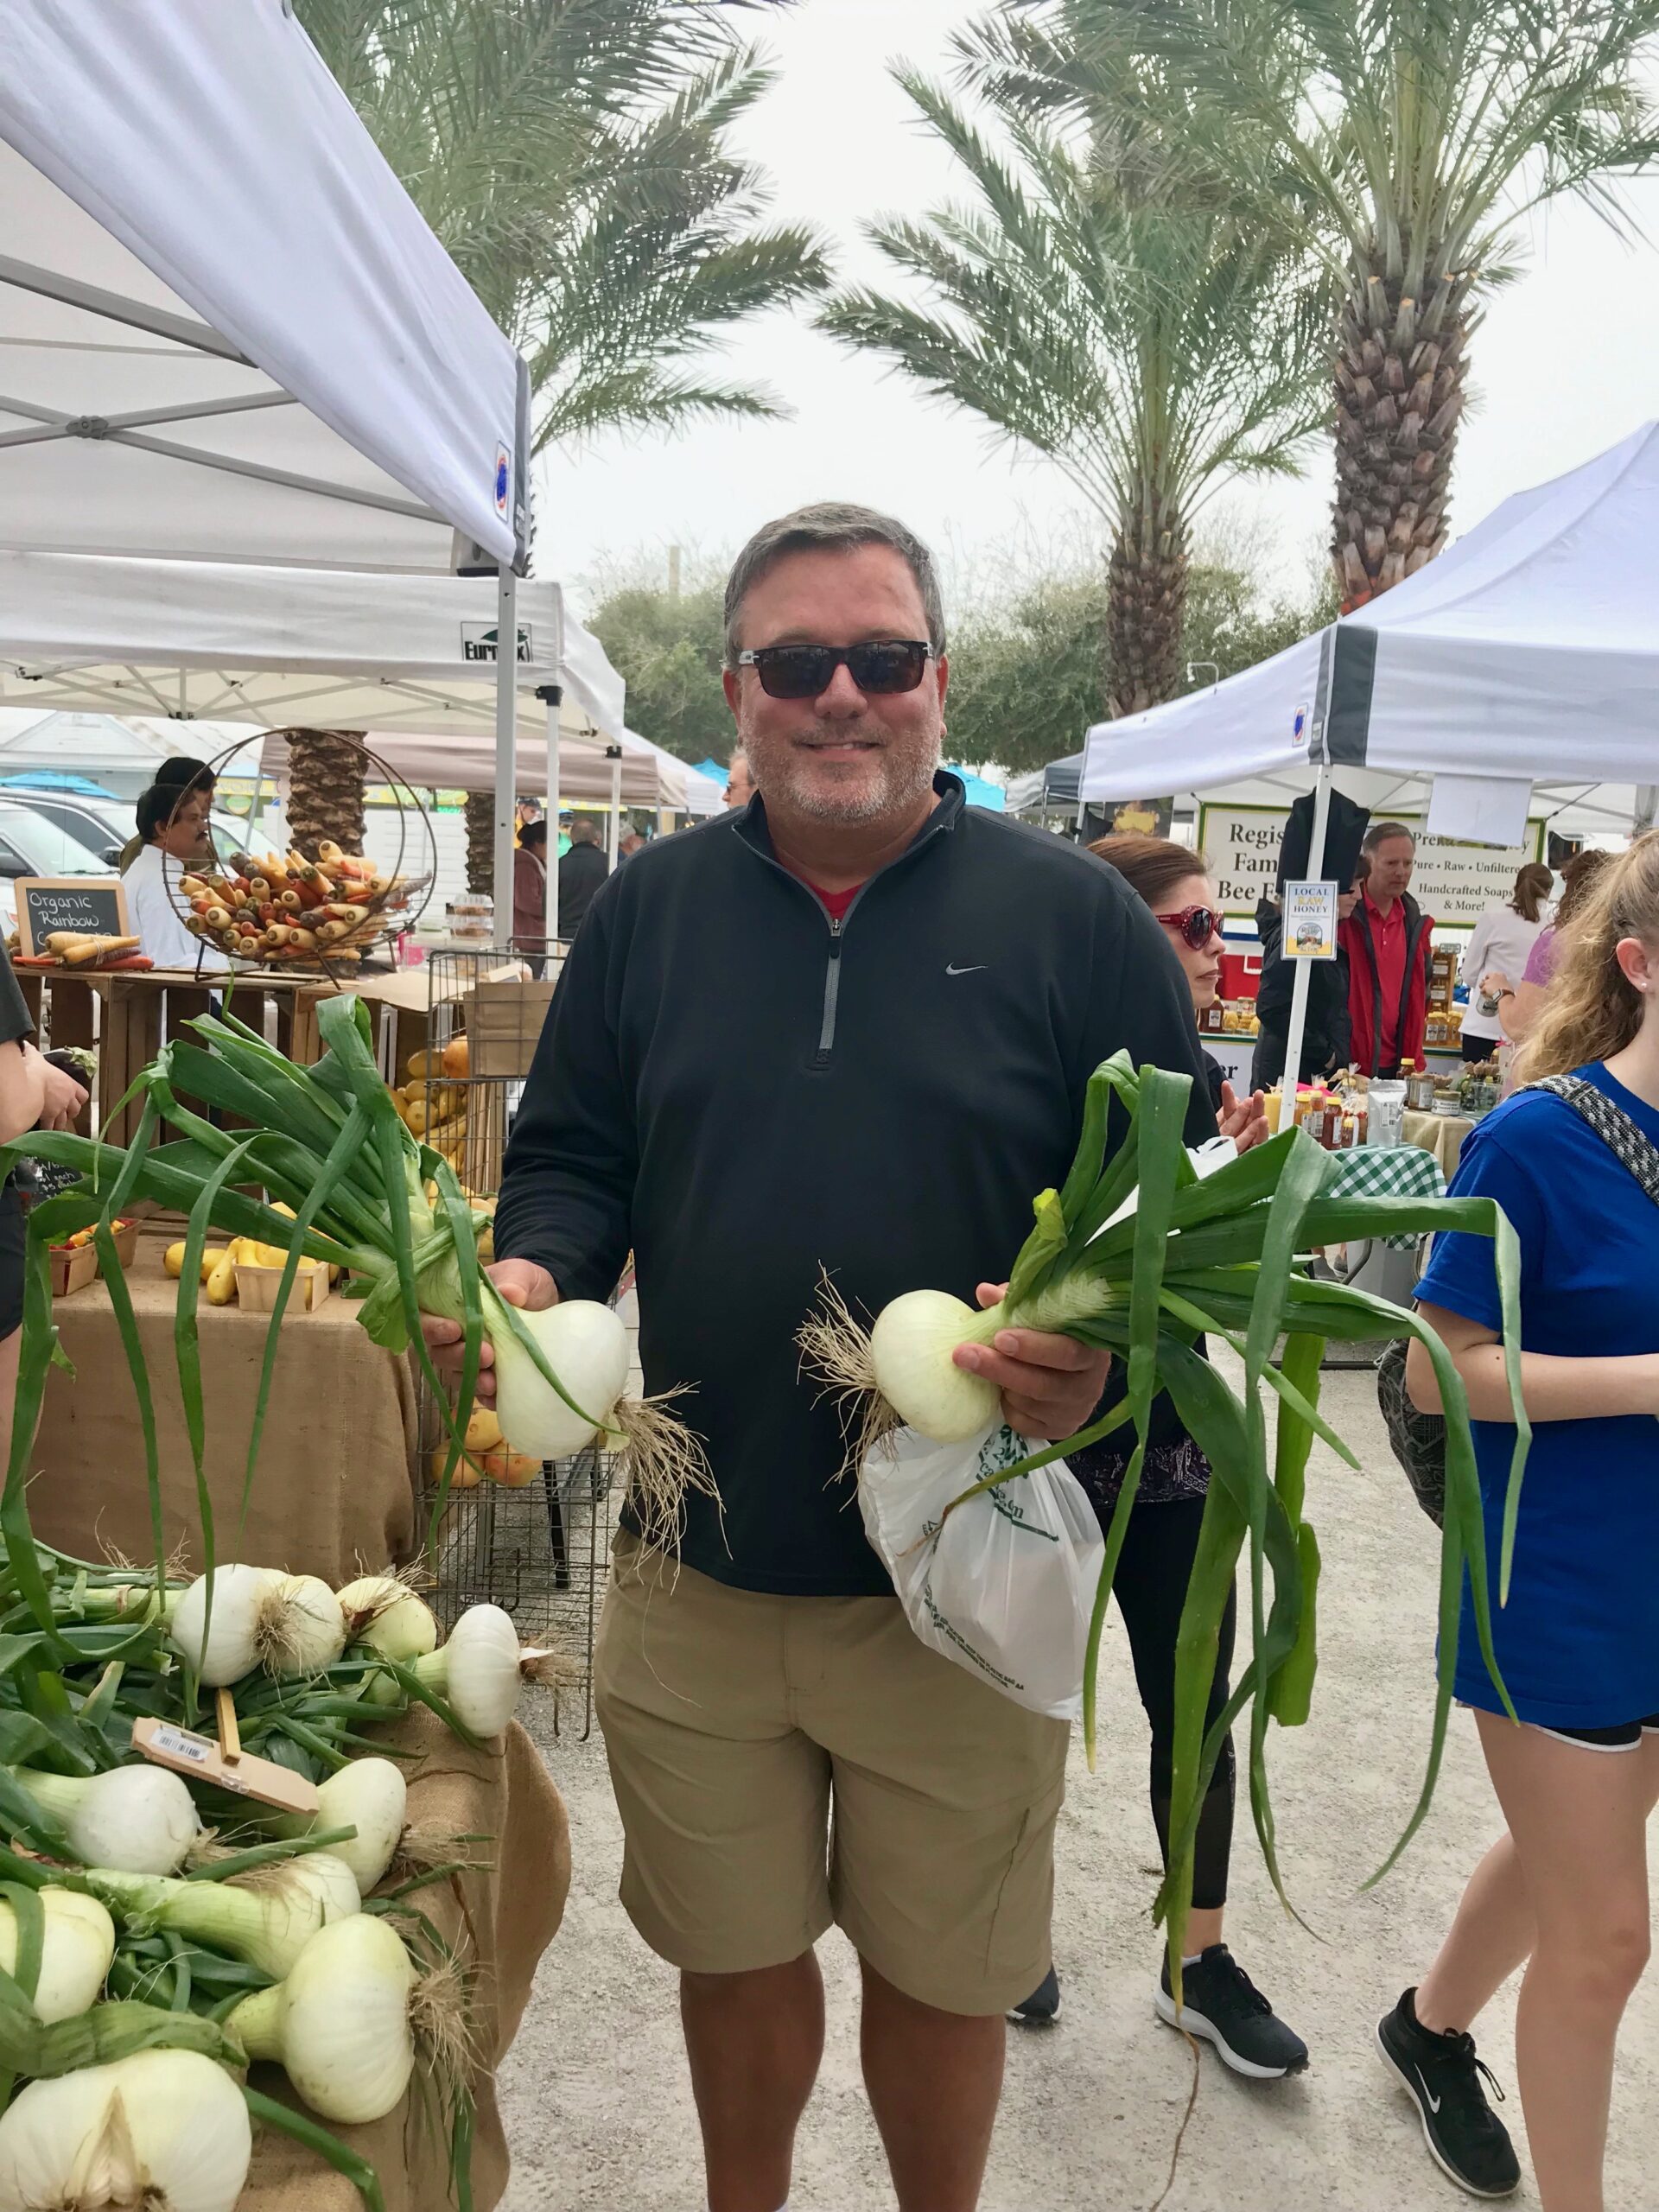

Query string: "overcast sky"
[545, 0, 1659, 613]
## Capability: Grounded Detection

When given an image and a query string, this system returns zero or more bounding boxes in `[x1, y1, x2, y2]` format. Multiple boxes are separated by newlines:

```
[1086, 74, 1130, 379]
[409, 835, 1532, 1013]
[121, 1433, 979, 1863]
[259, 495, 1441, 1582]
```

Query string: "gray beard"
[760, 740, 940, 826]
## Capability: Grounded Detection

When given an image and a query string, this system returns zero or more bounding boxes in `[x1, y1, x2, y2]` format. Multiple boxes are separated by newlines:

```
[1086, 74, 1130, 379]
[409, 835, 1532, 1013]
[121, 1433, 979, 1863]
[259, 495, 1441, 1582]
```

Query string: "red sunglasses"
[1154, 905, 1219, 950]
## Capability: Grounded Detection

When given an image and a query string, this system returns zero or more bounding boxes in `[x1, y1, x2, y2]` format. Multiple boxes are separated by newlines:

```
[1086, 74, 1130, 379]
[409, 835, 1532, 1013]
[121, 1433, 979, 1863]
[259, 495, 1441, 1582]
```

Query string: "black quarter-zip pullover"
[493, 773, 1216, 1595]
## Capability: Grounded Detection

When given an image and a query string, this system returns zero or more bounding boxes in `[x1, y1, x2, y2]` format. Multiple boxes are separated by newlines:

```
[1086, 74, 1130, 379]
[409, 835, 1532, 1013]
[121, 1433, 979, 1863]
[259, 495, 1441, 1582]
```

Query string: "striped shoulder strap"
[1520, 1074, 1659, 1208]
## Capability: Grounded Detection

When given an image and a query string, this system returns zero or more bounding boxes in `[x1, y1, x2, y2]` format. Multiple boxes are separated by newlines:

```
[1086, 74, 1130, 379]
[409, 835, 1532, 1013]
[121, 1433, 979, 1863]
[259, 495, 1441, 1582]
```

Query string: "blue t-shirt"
[1415, 1062, 1659, 1729]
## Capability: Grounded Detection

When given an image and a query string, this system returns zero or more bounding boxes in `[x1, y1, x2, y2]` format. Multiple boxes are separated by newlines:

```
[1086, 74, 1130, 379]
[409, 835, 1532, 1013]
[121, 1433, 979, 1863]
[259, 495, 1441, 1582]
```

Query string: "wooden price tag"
[131, 1705, 321, 1817]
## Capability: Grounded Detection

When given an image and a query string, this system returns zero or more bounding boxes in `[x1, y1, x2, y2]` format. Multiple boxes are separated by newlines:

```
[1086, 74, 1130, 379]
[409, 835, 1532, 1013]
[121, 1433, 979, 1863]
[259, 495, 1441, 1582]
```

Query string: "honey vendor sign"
[1199, 804, 1548, 925]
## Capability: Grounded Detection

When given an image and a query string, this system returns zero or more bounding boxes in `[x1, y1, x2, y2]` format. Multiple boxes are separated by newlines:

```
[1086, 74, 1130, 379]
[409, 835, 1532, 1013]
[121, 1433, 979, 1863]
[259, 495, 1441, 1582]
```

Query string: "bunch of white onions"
[169, 1566, 345, 1685]
[362, 1603, 529, 1737]
[8, 1764, 199, 1877]
[0, 2050, 251, 2212]
[228, 1914, 421, 2125]
[264, 1758, 408, 1897]
[86, 1851, 359, 1980]
[335, 1574, 438, 1662]
[0, 1891, 114, 2024]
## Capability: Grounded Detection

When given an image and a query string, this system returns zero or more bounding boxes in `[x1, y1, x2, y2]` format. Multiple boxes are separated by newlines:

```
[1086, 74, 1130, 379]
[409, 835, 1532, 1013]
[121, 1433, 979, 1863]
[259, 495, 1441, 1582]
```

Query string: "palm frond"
[294, 0, 830, 444]
[819, 66, 1333, 528]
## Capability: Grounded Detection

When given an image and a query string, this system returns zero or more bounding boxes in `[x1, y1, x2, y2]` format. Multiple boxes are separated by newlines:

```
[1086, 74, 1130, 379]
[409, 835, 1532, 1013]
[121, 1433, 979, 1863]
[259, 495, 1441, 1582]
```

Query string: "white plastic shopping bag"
[859, 1421, 1105, 1720]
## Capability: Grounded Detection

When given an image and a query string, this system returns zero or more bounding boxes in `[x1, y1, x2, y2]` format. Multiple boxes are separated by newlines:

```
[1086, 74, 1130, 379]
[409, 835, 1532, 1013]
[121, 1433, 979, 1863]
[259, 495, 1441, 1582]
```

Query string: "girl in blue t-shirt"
[1374, 832, 1659, 2211]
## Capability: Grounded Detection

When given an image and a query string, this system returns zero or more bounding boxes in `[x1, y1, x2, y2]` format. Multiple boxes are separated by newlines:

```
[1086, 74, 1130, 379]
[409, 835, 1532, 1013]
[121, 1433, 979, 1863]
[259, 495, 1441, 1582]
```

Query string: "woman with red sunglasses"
[1009, 834, 1308, 2083]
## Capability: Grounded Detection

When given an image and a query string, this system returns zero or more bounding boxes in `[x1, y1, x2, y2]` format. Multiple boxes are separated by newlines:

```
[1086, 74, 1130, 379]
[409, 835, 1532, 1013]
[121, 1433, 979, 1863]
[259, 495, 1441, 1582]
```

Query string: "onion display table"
[33, 1242, 421, 1580]
[238, 1707, 570, 2211]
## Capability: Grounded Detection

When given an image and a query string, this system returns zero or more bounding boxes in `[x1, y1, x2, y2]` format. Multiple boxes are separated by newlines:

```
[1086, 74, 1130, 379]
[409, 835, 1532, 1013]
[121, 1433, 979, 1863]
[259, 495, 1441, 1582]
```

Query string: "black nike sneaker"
[1155, 1944, 1309, 2078]
[1376, 1988, 1522, 2198]
[1008, 1966, 1061, 2025]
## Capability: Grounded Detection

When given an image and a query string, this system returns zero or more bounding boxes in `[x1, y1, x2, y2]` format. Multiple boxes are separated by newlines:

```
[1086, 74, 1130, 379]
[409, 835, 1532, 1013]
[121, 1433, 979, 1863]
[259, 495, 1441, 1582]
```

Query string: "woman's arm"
[1406, 1300, 1659, 1423]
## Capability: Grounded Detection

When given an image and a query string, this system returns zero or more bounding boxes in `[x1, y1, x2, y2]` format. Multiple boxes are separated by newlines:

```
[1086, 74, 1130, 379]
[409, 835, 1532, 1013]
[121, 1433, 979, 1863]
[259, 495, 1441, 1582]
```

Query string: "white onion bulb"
[230, 1915, 416, 2125]
[493, 1299, 629, 1460]
[0, 2050, 251, 2212]
[868, 1289, 1001, 1442]
[11, 1764, 199, 1876]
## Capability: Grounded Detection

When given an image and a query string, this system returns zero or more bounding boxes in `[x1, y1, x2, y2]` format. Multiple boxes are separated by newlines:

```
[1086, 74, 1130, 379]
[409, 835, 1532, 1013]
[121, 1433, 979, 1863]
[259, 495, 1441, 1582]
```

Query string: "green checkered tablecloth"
[1326, 1141, 1446, 1246]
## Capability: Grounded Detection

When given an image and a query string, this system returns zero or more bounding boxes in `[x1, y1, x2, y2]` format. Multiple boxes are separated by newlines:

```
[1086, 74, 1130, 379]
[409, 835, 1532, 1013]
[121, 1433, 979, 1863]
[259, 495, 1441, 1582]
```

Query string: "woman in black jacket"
[1012, 836, 1307, 2080]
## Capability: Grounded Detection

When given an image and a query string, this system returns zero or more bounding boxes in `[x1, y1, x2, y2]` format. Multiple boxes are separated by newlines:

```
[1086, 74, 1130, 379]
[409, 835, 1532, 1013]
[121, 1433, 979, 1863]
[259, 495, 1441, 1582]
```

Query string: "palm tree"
[298, 0, 831, 452]
[287, 2, 831, 857]
[819, 67, 1330, 714]
[982, 0, 1659, 609]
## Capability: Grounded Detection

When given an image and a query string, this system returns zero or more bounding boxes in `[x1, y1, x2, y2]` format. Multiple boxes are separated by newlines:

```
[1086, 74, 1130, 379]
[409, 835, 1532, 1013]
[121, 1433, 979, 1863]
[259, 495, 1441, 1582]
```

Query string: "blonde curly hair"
[1519, 831, 1659, 1082]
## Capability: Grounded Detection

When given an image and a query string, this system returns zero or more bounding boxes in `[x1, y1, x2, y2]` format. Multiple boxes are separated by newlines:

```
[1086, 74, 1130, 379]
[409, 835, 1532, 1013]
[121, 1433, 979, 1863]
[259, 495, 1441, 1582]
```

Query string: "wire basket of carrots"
[168, 735, 436, 975]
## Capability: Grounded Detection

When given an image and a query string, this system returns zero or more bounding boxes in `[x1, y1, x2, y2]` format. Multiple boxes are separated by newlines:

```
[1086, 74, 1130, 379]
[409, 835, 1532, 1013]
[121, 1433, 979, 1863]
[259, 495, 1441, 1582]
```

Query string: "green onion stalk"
[3, 994, 712, 1575]
[804, 1052, 1530, 1983]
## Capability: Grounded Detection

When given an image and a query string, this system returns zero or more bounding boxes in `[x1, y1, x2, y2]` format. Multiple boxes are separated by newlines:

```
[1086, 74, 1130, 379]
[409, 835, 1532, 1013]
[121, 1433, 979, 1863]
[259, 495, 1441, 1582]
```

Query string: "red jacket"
[1338, 893, 1433, 1075]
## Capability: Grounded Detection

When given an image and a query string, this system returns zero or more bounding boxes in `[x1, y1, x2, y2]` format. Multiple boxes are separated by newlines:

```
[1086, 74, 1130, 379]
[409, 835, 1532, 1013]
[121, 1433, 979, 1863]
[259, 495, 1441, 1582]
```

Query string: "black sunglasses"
[735, 639, 936, 701]
[1154, 904, 1220, 950]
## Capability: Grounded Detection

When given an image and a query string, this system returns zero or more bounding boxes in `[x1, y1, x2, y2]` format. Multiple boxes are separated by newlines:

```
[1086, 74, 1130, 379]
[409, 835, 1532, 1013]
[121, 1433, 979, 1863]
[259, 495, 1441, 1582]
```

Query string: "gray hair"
[722, 502, 947, 664]
[1363, 819, 1417, 852]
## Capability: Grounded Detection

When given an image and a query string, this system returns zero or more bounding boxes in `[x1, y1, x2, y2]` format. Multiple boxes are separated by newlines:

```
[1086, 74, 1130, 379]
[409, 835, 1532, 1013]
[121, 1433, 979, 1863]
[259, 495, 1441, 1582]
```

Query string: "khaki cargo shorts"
[594, 1534, 1071, 2017]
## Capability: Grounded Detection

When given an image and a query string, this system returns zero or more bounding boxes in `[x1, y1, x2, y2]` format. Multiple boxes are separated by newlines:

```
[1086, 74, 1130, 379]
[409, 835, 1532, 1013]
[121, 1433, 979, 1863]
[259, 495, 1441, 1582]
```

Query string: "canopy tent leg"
[538, 683, 562, 958]
[1637, 785, 1656, 836]
[607, 746, 623, 868]
[1278, 763, 1332, 1103]
[493, 564, 518, 946]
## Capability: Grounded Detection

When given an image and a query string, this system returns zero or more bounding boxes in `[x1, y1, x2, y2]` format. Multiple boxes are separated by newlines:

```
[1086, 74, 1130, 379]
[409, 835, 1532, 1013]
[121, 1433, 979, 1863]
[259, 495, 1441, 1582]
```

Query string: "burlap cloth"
[32, 1254, 421, 1579]
[240, 1706, 569, 2210]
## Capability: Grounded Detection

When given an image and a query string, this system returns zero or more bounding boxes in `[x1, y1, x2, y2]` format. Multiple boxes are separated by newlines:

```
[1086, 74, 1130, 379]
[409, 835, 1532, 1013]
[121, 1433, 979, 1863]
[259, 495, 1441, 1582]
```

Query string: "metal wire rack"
[415, 940, 615, 1733]
[417, 945, 561, 1198]
[418, 1413, 615, 1739]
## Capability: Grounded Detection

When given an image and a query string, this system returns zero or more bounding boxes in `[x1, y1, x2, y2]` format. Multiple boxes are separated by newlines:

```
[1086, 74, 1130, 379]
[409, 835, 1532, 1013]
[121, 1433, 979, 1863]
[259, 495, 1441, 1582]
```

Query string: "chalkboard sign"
[15, 879, 130, 957]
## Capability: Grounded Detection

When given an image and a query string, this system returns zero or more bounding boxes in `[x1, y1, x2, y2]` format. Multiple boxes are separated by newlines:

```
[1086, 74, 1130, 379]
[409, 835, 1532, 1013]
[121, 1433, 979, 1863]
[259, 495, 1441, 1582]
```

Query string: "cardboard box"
[49, 1241, 99, 1297]
[464, 980, 556, 1079]
[233, 1260, 332, 1315]
[49, 1218, 137, 1297]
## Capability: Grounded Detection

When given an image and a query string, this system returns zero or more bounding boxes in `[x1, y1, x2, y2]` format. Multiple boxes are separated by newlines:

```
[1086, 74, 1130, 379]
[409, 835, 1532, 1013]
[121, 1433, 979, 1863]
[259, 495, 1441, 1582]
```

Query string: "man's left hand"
[952, 1281, 1112, 1440]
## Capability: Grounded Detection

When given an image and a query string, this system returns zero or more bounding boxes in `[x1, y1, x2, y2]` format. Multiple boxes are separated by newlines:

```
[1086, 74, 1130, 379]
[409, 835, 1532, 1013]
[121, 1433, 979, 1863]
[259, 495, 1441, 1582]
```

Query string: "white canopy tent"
[0, 0, 532, 904]
[1081, 423, 1659, 1079]
[0, 551, 617, 741]
[1084, 423, 1659, 803]
[257, 726, 715, 815]
[0, 552, 638, 936]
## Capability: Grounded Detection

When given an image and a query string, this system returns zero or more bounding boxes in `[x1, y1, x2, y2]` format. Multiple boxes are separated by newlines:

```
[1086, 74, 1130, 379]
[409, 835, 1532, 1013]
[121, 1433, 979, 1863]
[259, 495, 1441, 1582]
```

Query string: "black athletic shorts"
[0, 1179, 22, 1342]
[1535, 1713, 1659, 1753]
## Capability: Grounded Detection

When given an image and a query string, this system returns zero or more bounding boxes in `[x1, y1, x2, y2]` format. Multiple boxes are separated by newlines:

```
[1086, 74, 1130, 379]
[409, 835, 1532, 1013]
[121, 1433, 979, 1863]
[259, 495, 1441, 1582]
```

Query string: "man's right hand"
[34, 1049, 87, 1133]
[422, 1257, 558, 1403]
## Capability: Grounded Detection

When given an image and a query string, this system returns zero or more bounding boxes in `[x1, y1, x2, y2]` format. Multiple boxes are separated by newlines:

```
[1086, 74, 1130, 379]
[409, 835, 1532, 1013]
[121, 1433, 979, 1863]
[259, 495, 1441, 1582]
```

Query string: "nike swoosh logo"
[945, 963, 987, 977]
[1416, 2068, 1441, 2113]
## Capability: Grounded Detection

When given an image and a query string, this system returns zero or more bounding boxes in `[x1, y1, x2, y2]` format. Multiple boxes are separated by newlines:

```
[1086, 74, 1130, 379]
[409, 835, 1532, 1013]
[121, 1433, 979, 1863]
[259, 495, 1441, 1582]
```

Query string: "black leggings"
[1111, 1495, 1237, 1913]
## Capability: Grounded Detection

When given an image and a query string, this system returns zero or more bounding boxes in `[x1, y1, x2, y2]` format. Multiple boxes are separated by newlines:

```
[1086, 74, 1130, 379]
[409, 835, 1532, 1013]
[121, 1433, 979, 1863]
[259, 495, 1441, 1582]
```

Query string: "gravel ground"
[498, 1362, 1658, 2211]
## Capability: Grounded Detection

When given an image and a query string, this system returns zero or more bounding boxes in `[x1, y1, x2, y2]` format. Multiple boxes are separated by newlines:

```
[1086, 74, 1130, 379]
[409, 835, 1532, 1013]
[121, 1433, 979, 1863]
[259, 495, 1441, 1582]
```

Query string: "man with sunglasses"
[438, 502, 1216, 2212]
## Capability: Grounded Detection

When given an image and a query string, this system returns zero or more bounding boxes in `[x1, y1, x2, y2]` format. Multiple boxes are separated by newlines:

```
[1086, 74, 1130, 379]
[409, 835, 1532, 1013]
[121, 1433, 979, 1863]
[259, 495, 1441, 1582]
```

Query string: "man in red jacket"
[1339, 820, 1433, 1075]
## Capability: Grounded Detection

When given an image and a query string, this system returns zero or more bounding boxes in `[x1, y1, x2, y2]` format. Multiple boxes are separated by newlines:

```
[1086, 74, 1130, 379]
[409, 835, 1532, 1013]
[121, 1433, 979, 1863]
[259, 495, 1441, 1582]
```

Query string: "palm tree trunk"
[463, 791, 495, 897]
[1107, 499, 1188, 717]
[283, 729, 368, 859]
[1331, 271, 1469, 612]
